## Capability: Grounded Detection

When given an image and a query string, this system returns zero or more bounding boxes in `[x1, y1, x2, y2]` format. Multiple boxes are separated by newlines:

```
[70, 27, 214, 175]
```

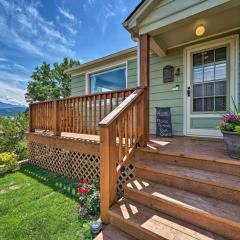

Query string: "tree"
[0, 112, 29, 160]
[25, 57, 80, 103]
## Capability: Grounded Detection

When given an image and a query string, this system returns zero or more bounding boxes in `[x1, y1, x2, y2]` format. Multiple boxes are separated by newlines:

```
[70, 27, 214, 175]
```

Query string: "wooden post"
[140, 34, 150, 146]
[29, 103, 34, 132]
[100, 124, 117, 223]
[53, 100, 60, 136]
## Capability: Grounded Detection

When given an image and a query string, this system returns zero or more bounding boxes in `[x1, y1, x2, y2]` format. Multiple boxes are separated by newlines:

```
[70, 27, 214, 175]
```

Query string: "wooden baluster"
[118, 119, 123, 163]
[125, 113, 128, 155]
[93, 95, 96, 134]
[110, 93, 113, 112]
[89, 96, 92, 134]
[104, 94, 107, 117]
[100, 123, 117, 223]
[76, 98, 79, 133]
[129, 107, 133, 146]
[29, 104, 34, 132]
[80, 97, 83, 133]
[98, 94, 101, 122]
[116, 92, 119, 107]
[84, 97, 87, 133]
[53, 100, 60, 136]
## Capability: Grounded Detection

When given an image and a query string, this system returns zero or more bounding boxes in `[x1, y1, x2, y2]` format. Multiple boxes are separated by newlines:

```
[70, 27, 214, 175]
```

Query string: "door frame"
[183, 34, 239, 137]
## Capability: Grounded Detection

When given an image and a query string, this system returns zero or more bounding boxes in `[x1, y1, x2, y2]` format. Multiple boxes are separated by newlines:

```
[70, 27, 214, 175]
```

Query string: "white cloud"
[58, 6, 75, 21]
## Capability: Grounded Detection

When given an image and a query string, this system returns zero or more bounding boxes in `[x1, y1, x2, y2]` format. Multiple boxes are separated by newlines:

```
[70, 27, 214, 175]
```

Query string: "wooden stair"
[104, 149, 240, 240]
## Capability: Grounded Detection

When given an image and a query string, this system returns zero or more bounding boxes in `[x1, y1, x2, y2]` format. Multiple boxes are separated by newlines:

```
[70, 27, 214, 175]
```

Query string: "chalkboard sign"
[156, 107, 172, 137]
[163, 65, 174, 83]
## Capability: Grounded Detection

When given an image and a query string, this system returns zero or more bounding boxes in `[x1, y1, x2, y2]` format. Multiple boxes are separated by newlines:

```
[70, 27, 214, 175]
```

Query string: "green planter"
[222, 131, 240, 160]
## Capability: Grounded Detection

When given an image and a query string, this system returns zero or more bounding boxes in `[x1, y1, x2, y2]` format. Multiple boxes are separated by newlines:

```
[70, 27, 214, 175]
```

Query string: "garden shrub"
[0, 152, 19, 173]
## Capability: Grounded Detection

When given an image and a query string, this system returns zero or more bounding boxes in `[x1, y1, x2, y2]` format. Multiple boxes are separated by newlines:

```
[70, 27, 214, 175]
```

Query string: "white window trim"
[183, 34, 239, 138]
[85, 61, 128, 94]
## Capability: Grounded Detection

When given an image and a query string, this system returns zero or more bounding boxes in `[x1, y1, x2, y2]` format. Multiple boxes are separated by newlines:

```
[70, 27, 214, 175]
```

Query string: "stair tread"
[136, 160, 240, 191]
[109, 198, 226, 240]
[126, 177, 240, 224]
[94, 224, 137, 240]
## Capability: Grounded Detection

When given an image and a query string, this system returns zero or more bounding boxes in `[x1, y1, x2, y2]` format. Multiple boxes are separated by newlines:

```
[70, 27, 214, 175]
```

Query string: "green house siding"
[71, 74, 85, 96]
[149, 49, 184, 136]
[127, 59, 138, 88]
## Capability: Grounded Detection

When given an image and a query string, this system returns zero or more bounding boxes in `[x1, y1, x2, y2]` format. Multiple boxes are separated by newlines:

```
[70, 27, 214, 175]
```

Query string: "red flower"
[78, 182, 82, 188]
[78, 187, 90, 194]
[84, 187, 90, 193]
[83, 178, 88, 183]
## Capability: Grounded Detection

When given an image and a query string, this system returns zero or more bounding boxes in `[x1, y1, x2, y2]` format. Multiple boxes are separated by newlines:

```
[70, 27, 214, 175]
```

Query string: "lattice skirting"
[28, 141, 135, 196]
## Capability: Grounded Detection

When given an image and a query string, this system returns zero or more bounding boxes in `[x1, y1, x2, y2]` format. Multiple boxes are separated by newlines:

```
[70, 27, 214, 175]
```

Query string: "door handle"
[187, 87, 191, 97]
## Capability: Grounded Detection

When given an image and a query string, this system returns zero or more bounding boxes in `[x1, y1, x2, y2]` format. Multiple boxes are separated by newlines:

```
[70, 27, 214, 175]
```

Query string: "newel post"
[140, 34, 150, 146]
[99, 123, 117, 223]
[29, 103, 34, 132]
[53, 100, 60, 136]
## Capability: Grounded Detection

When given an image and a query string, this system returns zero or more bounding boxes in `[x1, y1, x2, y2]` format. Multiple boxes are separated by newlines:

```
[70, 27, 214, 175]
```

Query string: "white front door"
[184, 35, 239, 138]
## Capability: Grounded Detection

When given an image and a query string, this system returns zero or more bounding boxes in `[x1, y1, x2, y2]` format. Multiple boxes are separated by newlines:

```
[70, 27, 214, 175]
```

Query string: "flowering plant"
[77, 177, 100, 216]
[219, 113, 240, 133]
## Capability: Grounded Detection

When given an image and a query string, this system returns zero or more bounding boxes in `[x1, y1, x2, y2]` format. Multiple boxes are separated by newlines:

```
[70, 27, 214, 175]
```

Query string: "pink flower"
[78, 187, 90, 194]
[84, 187, 90, 193]
[78, 187, 84, 194]
[78, 182, 82, 188]
[83, 178, 88, 183]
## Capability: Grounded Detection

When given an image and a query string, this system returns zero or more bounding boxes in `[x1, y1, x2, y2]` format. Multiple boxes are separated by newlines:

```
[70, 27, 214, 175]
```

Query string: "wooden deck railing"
[99, 88, 145, 223]
[29, 88, 137, 135]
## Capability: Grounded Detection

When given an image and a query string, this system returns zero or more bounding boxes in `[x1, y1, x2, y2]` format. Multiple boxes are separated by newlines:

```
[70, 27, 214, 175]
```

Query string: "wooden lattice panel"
[28, 140, 135, 196]
[28, 141, 100, 180]
[117, 163, 135, 196]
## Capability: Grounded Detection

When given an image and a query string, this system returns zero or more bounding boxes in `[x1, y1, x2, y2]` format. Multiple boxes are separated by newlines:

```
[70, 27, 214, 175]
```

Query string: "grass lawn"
[0, 163, 97, 240]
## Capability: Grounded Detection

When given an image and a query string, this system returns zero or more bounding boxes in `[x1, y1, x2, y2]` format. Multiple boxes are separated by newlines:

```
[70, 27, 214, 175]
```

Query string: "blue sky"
[0, 0, 139, 105]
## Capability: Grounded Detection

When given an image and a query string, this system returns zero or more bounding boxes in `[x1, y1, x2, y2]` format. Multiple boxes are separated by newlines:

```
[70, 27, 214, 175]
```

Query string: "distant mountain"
[0, 102, 27, 116]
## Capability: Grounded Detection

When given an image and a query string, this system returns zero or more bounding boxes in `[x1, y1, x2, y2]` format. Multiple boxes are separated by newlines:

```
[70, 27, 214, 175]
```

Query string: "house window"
[89, 66, 126, 93]
[192, 47, 227, 112]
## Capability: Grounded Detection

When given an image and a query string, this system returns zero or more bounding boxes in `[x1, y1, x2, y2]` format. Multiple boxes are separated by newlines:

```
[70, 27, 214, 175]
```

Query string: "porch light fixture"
[195, 25, 205, 37]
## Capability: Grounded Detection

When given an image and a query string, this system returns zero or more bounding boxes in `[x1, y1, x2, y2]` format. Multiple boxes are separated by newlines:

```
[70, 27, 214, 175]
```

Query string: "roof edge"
[64, 47, 137, 75]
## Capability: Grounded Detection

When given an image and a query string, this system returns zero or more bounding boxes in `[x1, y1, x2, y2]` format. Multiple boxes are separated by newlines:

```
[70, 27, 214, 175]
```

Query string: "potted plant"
[219, 110, 240, 160]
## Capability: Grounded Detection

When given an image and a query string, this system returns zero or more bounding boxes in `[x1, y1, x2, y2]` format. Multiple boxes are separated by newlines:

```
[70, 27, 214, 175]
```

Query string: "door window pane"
[203, 50, 214, 64]
[204, 83, 214, 97]
[215, 81, 226, 96]
[204, 65, 214, 81]
[215, 47, 226, 62]
[215, 97, 226, 111]
[193, 98, 203, 112]
[193, 53, 202, 66]
[215, 63, 226, 80]
[193, 84, 203, 97]
[193, 67, 203, 83]
[90, 66, 126, 93]
[204, 97, 214, 111]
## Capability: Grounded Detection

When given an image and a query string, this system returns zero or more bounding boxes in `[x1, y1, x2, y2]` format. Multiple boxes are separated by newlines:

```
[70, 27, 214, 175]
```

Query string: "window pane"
[215, 97, 226, 111]
[193, 53, 202, 66]
[90, 66, 126, 93]
[204, 50, 214, 64]
[215, 47, 226, 62]
[193, 84, 203, 97]
[204, 97, 214, 111]
[193, 67, 203, 83]
[215, 63, 226, 80]
[204, 65, 214, 81]
[215, 81, 226, 96]
[193, 98, 203, 112]
[204, 83, 214, 97]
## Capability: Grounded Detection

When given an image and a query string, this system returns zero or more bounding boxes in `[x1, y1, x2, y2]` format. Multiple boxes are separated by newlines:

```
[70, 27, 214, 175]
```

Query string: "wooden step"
[135, 160, 240, 204]
[125, 177, 240, 240]
[109, 198, 226, 240]
[138, 148, 240, 177]
[94, 224, 137, 240]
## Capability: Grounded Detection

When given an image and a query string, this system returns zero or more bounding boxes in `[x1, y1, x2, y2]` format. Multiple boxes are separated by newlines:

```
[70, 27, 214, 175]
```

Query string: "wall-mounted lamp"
[195, 25, 205, 37]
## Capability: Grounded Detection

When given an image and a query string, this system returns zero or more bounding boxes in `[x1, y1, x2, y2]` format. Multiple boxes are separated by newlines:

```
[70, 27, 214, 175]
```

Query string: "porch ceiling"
[151, 4, 240, 51]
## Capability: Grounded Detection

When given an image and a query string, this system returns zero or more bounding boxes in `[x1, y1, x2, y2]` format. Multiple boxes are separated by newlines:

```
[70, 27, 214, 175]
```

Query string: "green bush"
[0, 152, 19, 173]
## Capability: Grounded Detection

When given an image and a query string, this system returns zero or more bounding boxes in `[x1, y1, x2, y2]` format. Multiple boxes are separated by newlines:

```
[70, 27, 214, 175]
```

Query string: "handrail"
[30, 87, 138, 105]
[29, 88, 137, 135]
[99, 88, 145, 223]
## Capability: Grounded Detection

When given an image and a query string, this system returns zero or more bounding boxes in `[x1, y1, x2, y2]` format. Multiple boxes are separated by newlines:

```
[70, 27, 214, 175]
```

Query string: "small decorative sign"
[156, 107, 172, 137]
[163, 65, 174, 83]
